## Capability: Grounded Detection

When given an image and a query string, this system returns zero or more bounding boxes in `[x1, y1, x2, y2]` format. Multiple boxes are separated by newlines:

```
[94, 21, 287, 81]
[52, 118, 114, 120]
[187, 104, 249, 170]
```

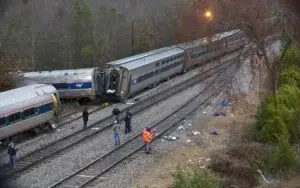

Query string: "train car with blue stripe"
[0, 84, 61, 141]
[16, 68, 106, 100]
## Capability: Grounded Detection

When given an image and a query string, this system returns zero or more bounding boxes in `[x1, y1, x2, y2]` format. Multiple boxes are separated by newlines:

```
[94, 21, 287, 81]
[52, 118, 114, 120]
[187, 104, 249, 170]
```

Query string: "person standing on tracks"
[82, 107, 89, 129]
[7, 142, 17, 168]
[124, 110, 132, 134]
[143, 127, 153, 154]
[112, 121, 121, 145]
[112, 107, 121, 123]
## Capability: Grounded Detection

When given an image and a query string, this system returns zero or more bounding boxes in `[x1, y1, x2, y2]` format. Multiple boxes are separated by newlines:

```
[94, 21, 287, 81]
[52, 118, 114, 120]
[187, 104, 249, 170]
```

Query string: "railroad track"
[0, 49, 246, 181]
[48, 57, 235, 188]
[0, 103, 107, 152]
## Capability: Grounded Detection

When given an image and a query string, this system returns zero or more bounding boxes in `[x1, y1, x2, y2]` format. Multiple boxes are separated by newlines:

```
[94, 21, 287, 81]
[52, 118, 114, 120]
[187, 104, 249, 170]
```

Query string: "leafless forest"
[0, 0, 299, 91]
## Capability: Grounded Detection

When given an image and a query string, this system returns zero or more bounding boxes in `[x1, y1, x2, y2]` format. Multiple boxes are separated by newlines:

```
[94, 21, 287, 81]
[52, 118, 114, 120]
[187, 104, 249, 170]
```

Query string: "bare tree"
[212, 0, 299, 92]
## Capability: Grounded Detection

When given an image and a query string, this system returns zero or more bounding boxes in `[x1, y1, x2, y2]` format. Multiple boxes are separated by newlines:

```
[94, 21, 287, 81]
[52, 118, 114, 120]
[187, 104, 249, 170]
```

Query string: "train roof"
[107, 47, 174, 66]
[177, 37, 210, 49]
[21, 68, 95, 83]
[177, 29, 243, 49]
[0, 84, 56, 107]
[212, 29, 242, 42]
[115, 47, 184, 70]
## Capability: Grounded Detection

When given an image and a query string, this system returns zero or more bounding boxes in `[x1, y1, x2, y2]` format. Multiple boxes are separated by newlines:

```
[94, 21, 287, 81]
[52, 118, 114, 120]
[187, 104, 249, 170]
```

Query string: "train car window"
[23, 108, 36, 118]
[170, 57, 174, 61]
[162, 60, 165, 65]
[156, 62, 160, 67]
[9, 112, 21, 123]
[166, 59, 170, 63]
[53, 83, 68, 89]
[0, 117, 5, 127]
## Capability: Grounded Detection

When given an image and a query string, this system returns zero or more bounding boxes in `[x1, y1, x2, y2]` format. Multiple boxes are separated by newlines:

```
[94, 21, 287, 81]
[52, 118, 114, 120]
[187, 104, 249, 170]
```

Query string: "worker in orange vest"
[143, 127, 153, 154]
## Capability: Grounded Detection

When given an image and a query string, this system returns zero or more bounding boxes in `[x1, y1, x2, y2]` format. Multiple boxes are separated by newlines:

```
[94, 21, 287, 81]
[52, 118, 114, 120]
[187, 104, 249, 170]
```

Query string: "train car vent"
[64, 73, 68, 76]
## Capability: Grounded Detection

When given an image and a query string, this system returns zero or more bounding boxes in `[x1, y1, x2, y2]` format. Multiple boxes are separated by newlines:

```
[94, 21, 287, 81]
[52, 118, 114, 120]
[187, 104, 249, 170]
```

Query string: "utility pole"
[131, 17, 134, 56]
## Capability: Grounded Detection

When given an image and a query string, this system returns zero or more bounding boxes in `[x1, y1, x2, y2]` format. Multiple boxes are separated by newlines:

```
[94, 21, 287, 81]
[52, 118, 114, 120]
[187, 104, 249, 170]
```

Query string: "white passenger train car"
[17, 68, 105, 100]
[0, 84, 61, 141]
[106, 47, 184, 101]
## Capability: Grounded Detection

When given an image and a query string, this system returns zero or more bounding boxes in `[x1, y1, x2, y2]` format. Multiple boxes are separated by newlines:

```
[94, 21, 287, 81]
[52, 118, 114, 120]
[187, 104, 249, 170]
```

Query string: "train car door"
[52, 93, 61, 117]
[93, 69, 106, 96]
[120, 69, 131, 101]
[106, 69, 120, 96]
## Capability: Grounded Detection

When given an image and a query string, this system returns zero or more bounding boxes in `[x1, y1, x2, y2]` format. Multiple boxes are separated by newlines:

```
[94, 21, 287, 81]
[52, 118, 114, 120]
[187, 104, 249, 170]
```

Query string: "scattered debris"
[91, 127, 100, 130]
[134, 98, 140, 101]
[221, 101, 231, 108]
[162, 135, 179, 141]
[203, 111, 207, 114]
[200, 165, 206, 169]
[231, 114, 234, 117]
[126, 102, 135, 105]
[192, 131, 200, 135]
[209, 131, 218, 135]
[186, 139, 191, 143]
[106, 89, 116, 94]
[213, 112, 226, 116]
[177, 125, 185, 130]
[188, 159, 192, 162]
[188, 123, 192, 126]
[257, 169, 271, 184]
[57, 129, 61, 131]
[205, 158, 211, 161]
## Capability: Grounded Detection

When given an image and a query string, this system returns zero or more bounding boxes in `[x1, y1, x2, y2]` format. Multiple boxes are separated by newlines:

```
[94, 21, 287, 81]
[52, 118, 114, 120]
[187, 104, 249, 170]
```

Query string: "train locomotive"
[0, 84, 61, 141]
[13, 29, 247, 102]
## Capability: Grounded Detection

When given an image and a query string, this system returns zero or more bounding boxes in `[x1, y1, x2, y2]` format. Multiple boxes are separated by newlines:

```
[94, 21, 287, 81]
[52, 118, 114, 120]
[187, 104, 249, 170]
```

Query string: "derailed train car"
[16, 68, 107, 100]
[0, 84, 61, 141]
[106, 47, 184, 101]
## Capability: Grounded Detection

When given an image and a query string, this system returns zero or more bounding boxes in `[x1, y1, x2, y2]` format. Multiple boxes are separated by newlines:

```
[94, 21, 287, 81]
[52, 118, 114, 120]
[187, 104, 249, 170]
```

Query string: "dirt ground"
[131, 92, 257, 188]
[131, 92, 300, 188]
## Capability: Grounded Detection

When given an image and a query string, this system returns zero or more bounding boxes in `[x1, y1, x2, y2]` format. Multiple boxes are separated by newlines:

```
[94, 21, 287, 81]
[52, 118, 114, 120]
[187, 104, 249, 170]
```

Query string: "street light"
[205, 11, 212, 18]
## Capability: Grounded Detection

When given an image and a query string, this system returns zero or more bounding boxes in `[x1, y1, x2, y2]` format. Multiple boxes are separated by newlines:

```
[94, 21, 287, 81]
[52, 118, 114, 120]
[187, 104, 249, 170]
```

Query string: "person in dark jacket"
[124, 110, 132, 134]
[82, 107, 89, 129]
[112, 107, 121, 123]
[112, 121, 121, 145]
[7, 142, 17, 168]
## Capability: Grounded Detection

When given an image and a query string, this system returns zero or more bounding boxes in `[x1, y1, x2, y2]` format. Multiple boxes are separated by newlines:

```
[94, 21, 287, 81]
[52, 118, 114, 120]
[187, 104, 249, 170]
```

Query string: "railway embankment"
[130, 40, 300, 188]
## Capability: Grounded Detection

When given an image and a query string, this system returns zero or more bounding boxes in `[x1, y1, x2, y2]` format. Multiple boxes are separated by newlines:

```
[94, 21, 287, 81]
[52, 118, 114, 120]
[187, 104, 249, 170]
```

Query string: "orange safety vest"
[143, 128, 152, 143]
